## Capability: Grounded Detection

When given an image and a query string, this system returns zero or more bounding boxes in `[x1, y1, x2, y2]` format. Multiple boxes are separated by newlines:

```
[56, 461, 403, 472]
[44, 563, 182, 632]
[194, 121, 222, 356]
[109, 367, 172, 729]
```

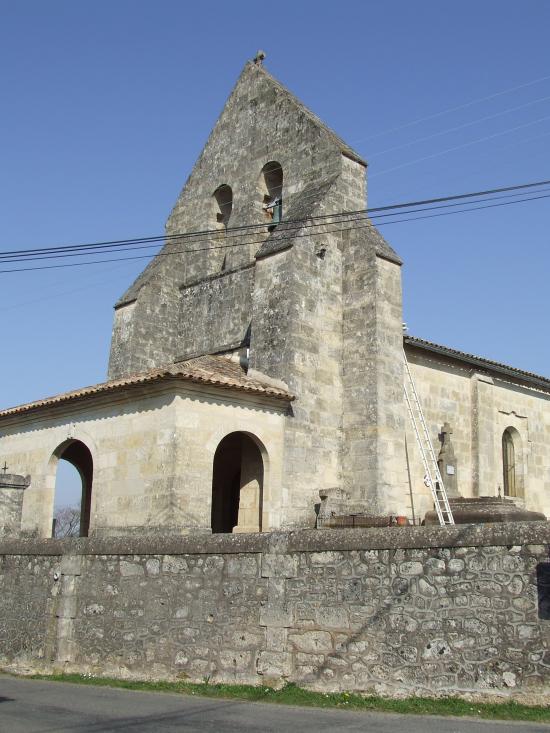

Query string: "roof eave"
[405, 336, 550, 390]
[0, 368, 294, 420]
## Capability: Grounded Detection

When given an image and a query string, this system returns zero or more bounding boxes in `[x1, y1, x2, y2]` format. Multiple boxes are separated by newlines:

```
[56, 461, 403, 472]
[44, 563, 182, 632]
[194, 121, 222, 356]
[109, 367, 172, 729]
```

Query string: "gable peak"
[237, 57, 366, 167]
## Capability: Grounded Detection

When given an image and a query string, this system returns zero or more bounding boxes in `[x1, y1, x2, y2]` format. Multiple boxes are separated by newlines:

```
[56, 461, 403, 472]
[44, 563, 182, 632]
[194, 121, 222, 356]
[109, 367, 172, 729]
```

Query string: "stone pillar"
[470, 372, 495, 497]
[56, 554, 82, 666]
[342, 232, 408, 517]
[0, 472, 30, 537]
[257, 552, 297, 683]
[235, 440, 263, 533]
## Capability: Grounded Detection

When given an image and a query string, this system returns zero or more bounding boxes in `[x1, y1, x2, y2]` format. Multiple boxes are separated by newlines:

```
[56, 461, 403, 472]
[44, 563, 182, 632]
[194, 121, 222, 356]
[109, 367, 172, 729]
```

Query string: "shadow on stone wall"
[537, 561, 550, 620]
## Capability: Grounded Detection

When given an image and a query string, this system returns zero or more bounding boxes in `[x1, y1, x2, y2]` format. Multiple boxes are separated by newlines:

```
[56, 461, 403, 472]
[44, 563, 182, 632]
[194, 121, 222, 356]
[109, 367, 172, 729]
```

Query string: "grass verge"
[25, 673, 550, 723]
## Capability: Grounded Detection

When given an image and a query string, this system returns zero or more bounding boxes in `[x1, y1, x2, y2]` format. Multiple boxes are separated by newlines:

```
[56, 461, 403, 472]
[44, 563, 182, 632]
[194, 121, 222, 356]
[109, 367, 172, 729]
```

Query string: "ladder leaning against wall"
[403, 349, 455, 526]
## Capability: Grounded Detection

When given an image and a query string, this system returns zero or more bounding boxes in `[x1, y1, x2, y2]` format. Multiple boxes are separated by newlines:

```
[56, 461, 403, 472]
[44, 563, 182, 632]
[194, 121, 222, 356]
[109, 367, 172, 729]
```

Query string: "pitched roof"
[0, 355, 294, 419]
[405, 335, 550, 389]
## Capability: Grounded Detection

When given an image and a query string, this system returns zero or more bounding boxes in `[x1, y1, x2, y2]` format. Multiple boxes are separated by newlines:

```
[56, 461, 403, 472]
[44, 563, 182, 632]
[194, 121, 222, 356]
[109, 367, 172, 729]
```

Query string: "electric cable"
[2, 186, 549, 265]
[1, 177, 549, 261]
[370, 93, 550, 158]
[352, 72, 550, 144]
[372, 114, 550, 177]
[1, 190, 548, 274]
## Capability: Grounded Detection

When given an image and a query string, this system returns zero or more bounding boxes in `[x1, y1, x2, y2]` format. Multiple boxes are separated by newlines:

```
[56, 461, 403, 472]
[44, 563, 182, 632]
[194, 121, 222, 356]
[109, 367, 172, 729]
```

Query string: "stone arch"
[260, 161, 283, 225]
[502, 426, 524, 499]
[212, 184, 233, 228]
[211, 431, 265, 534]
[49, 439, 94, 537]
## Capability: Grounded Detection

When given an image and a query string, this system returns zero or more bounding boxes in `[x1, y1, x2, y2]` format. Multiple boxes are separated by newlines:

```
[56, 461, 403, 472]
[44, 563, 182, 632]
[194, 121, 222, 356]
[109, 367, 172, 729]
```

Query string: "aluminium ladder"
[403, 349, 454, 526]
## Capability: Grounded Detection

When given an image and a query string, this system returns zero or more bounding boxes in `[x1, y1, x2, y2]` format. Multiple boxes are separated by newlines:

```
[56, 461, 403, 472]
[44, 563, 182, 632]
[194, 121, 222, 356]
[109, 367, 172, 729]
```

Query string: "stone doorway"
[211, 432, 264, 533]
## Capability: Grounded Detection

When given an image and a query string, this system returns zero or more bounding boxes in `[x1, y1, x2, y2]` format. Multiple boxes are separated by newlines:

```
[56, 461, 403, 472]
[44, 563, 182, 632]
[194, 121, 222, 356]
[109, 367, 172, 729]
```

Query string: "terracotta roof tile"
[0, 355, 294, 418]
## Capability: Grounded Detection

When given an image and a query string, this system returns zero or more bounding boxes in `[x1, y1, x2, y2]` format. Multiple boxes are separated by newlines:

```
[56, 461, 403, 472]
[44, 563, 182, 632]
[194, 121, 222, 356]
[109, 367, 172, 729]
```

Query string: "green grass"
[21, 672, 550, 723]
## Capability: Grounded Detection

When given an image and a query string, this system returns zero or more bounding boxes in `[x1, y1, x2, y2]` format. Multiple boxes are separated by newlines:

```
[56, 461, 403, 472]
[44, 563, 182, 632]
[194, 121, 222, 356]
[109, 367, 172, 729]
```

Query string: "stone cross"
[2, 461, 7, 475]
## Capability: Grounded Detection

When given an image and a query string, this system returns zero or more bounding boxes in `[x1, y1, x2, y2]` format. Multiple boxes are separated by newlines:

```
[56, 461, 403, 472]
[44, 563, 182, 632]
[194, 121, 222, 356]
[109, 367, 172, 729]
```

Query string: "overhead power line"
[1, 187, 548, 274]
[2, 186, 550, 266]
[370, 93, 550, 158]
[353, 72, 550, 144]
[1, 178, 549, 264]
[372, 115, 550, 177]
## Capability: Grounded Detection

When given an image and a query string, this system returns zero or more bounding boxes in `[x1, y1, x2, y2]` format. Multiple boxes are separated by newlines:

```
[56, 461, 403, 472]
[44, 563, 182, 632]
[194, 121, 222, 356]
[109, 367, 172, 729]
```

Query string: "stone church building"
[1, 58, 549, 538]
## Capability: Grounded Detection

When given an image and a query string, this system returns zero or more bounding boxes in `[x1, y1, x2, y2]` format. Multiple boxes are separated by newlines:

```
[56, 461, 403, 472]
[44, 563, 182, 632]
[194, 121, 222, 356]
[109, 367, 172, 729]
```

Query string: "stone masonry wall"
[0, 554, 59, 665]
[405, 344, 550, 522]
[2, 524, 550, 697]
[0, 474, 29, 536]
[177, 265, 254, 360]
[0, 383, 287, 538]
[108, 61, 353, 380]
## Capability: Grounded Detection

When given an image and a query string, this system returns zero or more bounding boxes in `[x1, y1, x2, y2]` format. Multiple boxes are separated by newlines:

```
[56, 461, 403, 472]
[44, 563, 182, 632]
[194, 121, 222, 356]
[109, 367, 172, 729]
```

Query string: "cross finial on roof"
[2, 461, 8, 475]
[253, 50, 266, 65]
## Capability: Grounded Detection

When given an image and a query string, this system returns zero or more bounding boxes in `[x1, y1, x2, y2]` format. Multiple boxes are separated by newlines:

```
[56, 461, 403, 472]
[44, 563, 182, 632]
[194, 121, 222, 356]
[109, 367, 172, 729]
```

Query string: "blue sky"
[1, 1, 549, 505]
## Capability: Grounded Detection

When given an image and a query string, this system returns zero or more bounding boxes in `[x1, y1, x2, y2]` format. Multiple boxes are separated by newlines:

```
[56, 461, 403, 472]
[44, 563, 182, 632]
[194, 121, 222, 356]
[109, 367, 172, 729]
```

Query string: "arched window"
[213, 185, 232, 229]
[51, 439, 93, 537]
[261, 162, 283, 225]
[502, 427, 522, 498]
[211, 432, 264, 533]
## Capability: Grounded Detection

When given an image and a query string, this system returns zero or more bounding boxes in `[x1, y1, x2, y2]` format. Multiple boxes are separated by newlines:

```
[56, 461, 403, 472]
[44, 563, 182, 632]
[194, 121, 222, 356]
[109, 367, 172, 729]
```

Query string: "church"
[1, 57, 549, 538]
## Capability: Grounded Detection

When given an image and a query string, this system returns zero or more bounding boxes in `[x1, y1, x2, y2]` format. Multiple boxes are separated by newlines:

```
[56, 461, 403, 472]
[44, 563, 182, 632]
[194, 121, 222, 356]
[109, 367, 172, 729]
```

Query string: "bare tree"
[53, 503, 81, 538]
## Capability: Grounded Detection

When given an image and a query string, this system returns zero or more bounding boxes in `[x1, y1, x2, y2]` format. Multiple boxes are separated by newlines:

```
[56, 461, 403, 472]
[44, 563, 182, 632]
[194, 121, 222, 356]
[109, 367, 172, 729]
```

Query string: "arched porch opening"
[51, 439, 93, 537]
[211, 432, 264, 534]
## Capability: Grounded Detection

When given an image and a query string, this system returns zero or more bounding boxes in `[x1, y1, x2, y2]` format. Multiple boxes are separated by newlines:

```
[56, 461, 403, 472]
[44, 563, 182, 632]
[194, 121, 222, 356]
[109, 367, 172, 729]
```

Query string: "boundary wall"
[1, 524, 550, 696]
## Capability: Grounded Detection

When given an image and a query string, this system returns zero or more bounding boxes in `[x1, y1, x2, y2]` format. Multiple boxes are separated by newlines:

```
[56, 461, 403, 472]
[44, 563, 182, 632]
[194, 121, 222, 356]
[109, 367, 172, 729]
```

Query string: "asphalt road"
[0, 676, 547, 733]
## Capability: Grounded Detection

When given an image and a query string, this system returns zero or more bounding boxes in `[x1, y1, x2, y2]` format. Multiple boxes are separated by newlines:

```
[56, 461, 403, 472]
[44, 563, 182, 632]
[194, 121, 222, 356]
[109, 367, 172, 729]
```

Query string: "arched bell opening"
[260, 161, 283, 226]
[213, 184, 233, 229]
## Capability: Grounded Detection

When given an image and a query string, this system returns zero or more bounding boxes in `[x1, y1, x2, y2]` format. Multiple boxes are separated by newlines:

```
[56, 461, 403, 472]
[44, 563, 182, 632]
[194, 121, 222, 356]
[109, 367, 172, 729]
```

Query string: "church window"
[502, 427, 522, 498]
[261, 161, 283, 226]
[213, 184, 233, 228]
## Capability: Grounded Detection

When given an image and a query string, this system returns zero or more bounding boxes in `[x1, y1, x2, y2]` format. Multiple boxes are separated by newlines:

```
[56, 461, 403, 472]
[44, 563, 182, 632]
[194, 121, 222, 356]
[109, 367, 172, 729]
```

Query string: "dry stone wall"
[1, 524, 550, 696]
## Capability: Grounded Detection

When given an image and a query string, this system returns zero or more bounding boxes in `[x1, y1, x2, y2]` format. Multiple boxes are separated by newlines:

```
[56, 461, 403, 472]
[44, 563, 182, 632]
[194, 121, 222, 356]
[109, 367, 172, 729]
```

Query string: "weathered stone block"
[119, 561, 144, 577]
[265, 627, 287, 651]
[288, 631, 333, 653]
[218, 650, 253, 671]
[256, 650, 293, 677]
[399, 561, 423, 576]
[226, 556, 258, 577]
[60, 555, 82, 576]
[145, 559, 160, 575]
[261, 554, 298, 578]
[315, 605, 349, 630]
[259, 602, 294, 628]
